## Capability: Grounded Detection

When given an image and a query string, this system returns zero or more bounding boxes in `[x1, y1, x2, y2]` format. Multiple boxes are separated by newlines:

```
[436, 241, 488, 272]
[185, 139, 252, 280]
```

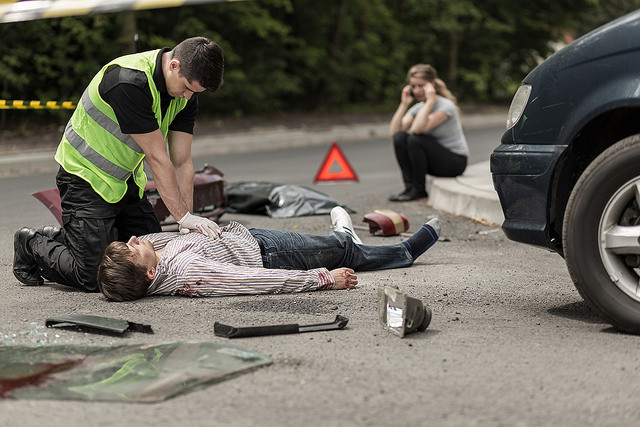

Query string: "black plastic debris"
[45, 314, 153, 335]
[214, 315, 349, 338]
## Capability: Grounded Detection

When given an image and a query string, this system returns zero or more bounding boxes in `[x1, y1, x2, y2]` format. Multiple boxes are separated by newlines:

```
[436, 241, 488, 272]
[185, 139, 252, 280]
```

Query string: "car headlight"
[506, 84, 531, 130]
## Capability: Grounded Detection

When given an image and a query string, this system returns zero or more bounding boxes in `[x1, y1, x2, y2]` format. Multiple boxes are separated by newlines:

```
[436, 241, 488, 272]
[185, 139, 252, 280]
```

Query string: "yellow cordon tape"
[1, 0, 247, 108]
[0, 0, 245, 23]
[0, 100, 76, 109]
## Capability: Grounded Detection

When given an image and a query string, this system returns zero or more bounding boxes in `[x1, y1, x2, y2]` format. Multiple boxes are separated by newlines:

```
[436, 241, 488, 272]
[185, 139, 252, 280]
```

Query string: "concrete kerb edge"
[427, 161, 504, 227]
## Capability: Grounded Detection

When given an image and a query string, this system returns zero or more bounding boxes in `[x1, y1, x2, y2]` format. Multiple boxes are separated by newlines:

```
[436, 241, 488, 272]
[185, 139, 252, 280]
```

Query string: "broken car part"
[363, 209, 409, 236]
[378, 286, 431, 337]
[214, 315, 349, 338]
[45, 314, 153, 335]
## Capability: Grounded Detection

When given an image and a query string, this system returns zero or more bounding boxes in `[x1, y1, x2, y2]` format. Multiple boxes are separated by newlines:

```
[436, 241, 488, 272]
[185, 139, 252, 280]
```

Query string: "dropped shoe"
[330, 206, 363, 245]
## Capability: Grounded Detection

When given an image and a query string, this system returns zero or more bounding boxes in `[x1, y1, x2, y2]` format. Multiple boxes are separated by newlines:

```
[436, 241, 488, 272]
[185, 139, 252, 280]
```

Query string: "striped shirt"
[141, 221, 334, 297]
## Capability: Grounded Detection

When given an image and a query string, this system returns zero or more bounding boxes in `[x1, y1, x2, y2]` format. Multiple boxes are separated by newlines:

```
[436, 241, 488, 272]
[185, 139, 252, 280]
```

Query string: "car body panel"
[491, 144, 565, 247]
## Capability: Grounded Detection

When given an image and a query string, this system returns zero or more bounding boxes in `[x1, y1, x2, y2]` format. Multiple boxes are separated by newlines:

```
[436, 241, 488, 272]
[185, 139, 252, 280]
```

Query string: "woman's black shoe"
[390, 189, 428, 202]
[388, 189, 411, 202]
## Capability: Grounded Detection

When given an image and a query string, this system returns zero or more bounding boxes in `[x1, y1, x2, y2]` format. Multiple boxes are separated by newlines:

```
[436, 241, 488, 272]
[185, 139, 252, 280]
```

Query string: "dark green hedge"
[1, 0, 638, 126]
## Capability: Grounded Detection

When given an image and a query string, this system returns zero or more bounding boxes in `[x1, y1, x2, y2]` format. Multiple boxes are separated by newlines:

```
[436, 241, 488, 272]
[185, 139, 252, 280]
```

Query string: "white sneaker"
[331, 206, 363, 244]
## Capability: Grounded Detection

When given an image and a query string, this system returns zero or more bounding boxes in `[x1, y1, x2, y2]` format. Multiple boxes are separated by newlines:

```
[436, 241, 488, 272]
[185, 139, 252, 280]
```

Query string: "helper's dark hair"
[172, 36, 224, 92]
[97, 241, 150, 302]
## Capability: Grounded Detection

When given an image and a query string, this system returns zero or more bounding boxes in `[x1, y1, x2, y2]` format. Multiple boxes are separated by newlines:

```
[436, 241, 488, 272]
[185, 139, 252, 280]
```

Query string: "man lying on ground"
[97, 207, 441, 301]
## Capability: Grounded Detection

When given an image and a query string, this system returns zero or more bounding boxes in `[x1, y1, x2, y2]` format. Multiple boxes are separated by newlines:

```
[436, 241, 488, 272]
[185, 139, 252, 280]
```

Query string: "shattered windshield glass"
[0, 342, 271, 403]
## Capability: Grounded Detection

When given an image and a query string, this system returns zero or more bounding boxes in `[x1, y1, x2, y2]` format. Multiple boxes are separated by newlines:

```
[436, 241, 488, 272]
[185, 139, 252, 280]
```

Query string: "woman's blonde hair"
[407, 64, 457, 105]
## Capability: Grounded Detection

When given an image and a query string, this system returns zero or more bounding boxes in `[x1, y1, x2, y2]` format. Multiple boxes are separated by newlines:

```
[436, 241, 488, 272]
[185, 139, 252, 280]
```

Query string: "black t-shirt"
[98, 47, 198, 135]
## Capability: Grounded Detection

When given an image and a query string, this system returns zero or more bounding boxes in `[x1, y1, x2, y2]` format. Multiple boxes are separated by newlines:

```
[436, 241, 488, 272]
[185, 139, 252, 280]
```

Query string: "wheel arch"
[548, 107, 640, 255]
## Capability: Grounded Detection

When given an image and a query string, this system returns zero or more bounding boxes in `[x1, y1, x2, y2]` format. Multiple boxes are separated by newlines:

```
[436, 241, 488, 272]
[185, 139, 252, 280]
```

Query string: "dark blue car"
[491, 10, 640, 333]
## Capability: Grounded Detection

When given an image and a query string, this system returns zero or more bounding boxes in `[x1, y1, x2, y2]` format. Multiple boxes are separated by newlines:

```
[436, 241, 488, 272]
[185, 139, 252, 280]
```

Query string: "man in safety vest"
[13, 36, 225, 292]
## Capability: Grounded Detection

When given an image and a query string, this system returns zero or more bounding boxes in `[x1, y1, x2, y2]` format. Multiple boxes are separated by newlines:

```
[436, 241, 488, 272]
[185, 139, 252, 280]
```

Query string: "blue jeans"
[249, 229, 413, 271]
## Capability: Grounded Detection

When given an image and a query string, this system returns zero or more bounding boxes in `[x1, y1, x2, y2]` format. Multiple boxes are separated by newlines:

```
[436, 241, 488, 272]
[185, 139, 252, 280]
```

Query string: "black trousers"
[31, 167, 161, 292]
[392, 131, 467, 193]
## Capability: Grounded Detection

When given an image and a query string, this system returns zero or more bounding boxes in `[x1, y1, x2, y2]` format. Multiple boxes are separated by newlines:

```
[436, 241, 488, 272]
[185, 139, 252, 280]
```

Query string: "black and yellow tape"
[1, 0, 246, 108]
[0, 100, 76, 109]
[0, 0, 245, 24]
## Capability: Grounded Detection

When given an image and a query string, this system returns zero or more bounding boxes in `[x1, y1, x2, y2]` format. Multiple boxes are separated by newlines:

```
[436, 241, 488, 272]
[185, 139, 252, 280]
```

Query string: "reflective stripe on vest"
[63, 89, 143, 182]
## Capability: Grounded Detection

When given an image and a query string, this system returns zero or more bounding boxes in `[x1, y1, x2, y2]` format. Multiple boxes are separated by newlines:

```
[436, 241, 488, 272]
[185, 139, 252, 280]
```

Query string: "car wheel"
[563, 134, 640, 333]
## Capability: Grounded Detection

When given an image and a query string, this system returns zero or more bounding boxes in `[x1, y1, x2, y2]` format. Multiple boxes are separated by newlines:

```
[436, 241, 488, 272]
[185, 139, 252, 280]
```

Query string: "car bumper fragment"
[490, 144, 567, 249]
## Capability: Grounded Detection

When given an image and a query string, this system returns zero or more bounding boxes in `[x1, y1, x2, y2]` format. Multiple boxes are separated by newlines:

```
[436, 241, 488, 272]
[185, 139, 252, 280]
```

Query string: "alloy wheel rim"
[599, 177, 640, 302]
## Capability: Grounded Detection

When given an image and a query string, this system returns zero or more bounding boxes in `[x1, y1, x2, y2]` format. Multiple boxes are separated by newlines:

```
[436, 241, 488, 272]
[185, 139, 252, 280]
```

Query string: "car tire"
[563, 134, 640, 333]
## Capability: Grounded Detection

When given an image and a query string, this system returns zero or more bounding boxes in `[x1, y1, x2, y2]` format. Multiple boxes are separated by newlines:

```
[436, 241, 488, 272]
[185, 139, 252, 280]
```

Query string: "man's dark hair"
[97, 241, 150, 302]
[172, 36, 224, 92]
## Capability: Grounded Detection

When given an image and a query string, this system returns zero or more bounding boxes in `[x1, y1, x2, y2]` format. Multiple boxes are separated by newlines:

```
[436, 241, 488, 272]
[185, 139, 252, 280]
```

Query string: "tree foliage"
[0, 0, 638, 127]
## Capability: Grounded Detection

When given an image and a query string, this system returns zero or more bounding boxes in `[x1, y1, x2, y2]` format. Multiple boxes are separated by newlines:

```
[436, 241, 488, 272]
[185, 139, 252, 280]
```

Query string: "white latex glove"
[177, 212, 222, 238]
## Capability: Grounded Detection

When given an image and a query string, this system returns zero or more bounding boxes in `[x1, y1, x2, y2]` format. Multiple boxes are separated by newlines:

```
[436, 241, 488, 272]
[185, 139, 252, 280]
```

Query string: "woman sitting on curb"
[388, 64, 469, 202]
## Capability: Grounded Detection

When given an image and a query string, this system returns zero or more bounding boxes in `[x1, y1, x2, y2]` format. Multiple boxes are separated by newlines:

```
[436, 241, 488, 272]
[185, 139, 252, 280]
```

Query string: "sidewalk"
[0, 111, 507, 226]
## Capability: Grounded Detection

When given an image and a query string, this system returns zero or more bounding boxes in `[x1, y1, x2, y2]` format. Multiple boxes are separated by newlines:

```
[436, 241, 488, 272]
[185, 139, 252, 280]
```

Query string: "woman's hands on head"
[401, 85, 414, 105]
[402, 81, 435, 105]
[423, 82, 437, 102]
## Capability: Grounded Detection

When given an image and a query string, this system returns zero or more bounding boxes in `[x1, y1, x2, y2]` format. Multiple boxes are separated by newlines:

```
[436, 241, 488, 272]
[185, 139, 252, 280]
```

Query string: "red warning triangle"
[314, 142, 358, 182]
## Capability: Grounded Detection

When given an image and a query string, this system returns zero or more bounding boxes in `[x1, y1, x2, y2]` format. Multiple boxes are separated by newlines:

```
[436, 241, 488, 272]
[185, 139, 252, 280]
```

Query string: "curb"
[428, 161, 504, 226]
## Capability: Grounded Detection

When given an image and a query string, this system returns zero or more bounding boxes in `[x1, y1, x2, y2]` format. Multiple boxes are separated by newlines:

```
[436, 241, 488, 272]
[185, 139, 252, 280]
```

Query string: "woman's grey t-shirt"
[408, 96, 469, 156]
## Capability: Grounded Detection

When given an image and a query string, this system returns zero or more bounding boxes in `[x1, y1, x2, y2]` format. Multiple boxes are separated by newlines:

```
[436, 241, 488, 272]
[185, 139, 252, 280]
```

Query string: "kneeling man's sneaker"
[331, 206, 363, 245]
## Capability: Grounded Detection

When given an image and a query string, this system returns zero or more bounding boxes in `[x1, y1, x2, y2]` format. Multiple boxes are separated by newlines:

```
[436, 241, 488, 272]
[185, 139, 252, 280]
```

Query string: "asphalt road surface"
[1, 126, 640, 426]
